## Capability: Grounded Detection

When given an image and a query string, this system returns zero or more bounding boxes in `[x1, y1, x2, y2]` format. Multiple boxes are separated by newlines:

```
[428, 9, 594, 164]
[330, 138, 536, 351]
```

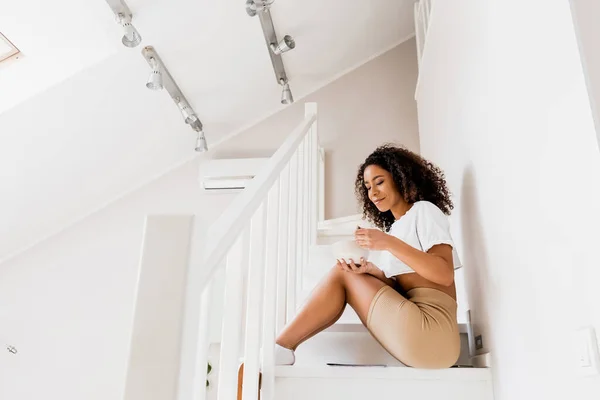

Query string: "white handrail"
[200, 112, 317, 292]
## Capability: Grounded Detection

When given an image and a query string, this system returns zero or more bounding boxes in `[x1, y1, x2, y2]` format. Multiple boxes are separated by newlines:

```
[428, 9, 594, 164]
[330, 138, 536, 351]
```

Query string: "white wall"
[124, 215, 194, 400]
[416, 1, 600, 400]
[570, 0, 600, 147]
[214, 39, 420, 220]
[0, 159, 235, 400]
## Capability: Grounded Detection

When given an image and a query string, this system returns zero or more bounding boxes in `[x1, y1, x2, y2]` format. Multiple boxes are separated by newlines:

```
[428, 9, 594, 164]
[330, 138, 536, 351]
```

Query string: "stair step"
[274, 365, 493, 400]
[325, 322, 470, 334]
[275, 365, 491, 381]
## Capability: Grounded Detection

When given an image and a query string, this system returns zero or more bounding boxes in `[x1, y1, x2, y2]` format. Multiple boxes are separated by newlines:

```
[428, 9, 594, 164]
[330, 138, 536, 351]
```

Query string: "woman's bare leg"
[276, 265, 390, 350]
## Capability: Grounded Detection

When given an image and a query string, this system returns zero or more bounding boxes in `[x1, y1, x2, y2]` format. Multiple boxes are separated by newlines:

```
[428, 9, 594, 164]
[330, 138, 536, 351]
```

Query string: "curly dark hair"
[355, 144, 453, 232]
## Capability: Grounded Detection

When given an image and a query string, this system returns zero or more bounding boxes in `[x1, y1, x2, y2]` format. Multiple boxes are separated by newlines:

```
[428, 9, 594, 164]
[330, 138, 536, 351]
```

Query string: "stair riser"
[295, 332, 472, 367]
[275, 376, 493, 400]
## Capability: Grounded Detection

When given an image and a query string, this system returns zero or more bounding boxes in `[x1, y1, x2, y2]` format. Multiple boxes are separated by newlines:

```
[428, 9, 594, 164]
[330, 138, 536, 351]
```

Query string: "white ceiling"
[0, 0, 415, 262]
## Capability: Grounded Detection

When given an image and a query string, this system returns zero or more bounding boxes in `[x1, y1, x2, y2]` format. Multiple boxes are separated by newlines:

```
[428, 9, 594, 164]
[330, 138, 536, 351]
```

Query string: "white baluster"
[297, 139, 305, 269]
[261, 182, 281, 400]
[193, 280, 213, 400]
[303, 136, 310, 267]
[242, 201, 269, 400]
[286, 152, 299, 321]
[276, 165, 291, 333]
[307, 103, 319, 247]
[307, 125, 313, 248]
[217, 228, 250, 400]
[318, 147, 325, 223]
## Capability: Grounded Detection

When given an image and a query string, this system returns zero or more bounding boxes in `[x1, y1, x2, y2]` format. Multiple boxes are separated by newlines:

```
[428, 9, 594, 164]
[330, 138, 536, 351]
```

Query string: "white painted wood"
[192, 281, 213, 400]
[201, 113, 317, 295]
[318, 147, 325, 223]
[301, 137, 309, 268]
[304, 136, 310, 264]
[419, 1, 428, 43]
[177, 217, 208, 400]
[318, 214, 365, 227]
[261, 183, 281, 400]
[242, 202, 269, 400]
[306, 132, 313, 253]
[217, 228, 250, 400]
[276, 165, 290, 333]
[308, 132, 315, 247]
[297, 138, 305, 271]
[275, 365, 492, 380]
[423, 0, 432, 32]
[414, 3, 423, 65]
[286, 151, 299, 322]
[307, 103, 319, 247]
[274, 366, 493, 400]
[124, 215, 194, 400]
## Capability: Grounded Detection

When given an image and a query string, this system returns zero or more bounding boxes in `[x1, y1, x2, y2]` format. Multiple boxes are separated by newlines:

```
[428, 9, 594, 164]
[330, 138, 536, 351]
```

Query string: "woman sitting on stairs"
[275, 144, 462, 369]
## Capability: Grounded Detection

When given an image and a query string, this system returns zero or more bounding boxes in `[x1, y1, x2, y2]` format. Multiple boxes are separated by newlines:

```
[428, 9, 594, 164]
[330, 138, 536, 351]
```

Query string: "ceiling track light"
[246, 0, 275, 17]
[247, 1, 295, 105]
[146, 57, 163, 90]
[280, 79, 293, 105]
[105, 0, 142, 48]
[141, 46, 209, 152]
[270, 35, 295, 55]
[191, 121, 208, 153]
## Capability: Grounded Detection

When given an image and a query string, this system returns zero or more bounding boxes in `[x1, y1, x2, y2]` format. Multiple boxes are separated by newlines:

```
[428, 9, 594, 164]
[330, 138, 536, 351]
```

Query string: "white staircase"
[124, 103, 493, 400]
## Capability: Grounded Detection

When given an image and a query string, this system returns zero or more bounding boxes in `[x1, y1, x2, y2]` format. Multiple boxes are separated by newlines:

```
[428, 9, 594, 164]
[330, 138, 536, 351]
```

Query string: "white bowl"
[331, 240, 369, 264]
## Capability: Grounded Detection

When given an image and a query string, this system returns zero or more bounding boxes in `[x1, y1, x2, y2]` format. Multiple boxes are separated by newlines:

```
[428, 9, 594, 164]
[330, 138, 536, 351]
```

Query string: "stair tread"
[325, 322, 469, 334]
[275, 365, 491, 381]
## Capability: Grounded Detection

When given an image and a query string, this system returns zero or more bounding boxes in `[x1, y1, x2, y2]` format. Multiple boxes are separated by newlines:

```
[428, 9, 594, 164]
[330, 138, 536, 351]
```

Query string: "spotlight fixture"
[146, 57, 163, 90]
[192, 122, 208, 153]
[248, 0, 295, 105]
[141, 46, 209, 152]
[117, 13, 142, 47]
[270, 35, 295, 55]
[280, 79, 293, 105]
[105, 1, 141, 48]
[177, 100, 198, 125]
[246, 0, 275, 17]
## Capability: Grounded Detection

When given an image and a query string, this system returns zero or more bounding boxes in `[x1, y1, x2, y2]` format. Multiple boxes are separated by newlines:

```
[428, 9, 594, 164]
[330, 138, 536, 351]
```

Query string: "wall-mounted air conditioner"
[199, 157, 269, 192]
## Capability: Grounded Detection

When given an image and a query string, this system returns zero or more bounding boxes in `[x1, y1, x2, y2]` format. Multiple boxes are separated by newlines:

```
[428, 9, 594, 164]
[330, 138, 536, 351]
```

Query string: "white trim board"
[275, 365, 491, 381]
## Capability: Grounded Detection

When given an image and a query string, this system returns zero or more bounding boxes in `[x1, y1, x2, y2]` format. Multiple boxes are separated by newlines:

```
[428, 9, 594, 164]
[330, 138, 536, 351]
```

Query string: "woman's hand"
[336, 258, 374, 274]
[354, 228, 392, 251]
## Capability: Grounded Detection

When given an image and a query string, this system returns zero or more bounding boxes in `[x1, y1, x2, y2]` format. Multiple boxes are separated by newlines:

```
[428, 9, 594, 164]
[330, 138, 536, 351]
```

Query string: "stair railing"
[184, 103, 320, 400]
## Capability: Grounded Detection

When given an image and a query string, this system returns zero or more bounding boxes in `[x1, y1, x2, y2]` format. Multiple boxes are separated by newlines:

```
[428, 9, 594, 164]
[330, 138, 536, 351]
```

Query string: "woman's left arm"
[355, 229, 454, 286]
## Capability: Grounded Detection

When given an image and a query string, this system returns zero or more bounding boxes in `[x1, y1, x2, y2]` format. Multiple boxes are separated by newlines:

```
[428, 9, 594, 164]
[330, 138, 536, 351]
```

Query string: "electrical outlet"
[475, 335, 484, 350]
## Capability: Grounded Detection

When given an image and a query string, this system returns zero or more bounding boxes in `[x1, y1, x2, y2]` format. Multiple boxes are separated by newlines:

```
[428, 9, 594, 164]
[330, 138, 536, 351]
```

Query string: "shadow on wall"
[460, 165, 493, 355]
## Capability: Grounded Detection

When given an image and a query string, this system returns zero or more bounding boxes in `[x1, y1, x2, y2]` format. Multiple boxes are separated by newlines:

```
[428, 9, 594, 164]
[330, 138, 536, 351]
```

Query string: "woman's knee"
[328, 264, 345, 279]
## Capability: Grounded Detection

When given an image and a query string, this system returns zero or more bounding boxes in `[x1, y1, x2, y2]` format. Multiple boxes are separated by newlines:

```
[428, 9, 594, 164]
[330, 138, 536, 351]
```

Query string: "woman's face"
[363, 164, 402, 212]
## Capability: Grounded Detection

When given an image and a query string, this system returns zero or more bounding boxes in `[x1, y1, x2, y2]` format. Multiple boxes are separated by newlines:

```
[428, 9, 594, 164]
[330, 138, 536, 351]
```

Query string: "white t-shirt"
[376, 201, 462, 278]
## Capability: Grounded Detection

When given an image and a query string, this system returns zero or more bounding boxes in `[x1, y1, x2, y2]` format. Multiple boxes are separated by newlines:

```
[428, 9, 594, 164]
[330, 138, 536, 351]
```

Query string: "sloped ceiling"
[0, 0, 415, 262]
